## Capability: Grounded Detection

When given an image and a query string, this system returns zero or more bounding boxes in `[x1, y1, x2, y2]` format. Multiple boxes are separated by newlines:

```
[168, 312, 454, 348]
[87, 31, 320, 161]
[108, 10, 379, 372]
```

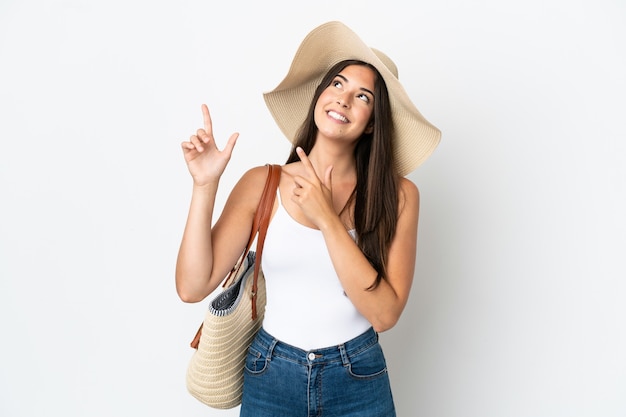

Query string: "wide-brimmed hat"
[263, 21, 441, 176]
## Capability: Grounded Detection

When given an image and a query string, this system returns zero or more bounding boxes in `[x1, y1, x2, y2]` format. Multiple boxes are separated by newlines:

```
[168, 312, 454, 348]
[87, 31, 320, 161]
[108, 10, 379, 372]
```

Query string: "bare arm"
[175, 104, 246, 302]
[291, 148, 419, 332]
[176, 165, 270, 302]
[319, 179, 418, 332]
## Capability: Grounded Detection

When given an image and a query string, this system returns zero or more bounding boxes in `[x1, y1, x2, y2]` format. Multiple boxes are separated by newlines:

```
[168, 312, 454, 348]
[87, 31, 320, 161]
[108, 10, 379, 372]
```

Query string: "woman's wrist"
[192, 178, 220, 193]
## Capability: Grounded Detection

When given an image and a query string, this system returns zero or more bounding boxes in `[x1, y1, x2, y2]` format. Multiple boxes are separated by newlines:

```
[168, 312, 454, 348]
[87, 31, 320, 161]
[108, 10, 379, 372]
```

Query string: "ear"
[365, 120, 374, 134]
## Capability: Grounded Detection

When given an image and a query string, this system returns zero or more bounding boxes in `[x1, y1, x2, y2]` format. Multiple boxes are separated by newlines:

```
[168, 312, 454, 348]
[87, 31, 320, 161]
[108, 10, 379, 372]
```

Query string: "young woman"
[176, 21, 440, 416]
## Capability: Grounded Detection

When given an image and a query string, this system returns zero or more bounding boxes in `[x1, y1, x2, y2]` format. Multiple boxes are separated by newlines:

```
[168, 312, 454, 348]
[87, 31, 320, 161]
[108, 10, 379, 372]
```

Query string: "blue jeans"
[240, 327, 396, 417]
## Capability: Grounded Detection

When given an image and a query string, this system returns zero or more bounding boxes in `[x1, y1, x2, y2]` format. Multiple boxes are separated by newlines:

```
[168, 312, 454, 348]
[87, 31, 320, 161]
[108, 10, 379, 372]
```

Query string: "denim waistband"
[254, 326, 379, 366]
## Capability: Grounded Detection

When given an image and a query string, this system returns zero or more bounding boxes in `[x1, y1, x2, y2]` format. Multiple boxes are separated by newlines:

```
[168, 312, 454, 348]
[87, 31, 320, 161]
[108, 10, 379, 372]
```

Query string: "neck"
[307, 140, 357, 181]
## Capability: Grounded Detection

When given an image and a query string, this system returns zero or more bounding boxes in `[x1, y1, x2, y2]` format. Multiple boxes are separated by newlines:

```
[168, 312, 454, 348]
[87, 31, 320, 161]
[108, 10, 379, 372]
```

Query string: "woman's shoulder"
[223, 165, 280, 214]
[398, 176, 419, 194]
[241, 164, 275, 180]
[235, 164, 284, 194]
[278, 161, 301, 176]
[397, 177, 420, 211]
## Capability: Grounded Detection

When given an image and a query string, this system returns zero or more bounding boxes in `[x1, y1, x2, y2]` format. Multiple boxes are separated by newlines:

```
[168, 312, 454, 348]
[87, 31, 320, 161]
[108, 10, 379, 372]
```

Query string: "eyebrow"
[336, 74, 374, 98]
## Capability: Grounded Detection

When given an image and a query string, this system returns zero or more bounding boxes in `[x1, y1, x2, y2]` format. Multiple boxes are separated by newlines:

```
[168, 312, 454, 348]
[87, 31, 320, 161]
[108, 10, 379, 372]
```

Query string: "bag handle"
[250, 164, 281, 319]
[225, 164, 281, 289]
[225, 164, 281, 318]
[221, 164, 281, 291]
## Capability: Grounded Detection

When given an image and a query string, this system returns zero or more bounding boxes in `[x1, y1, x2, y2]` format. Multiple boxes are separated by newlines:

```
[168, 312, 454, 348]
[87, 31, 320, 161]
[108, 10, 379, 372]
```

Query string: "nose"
[336, 92, 350, 108]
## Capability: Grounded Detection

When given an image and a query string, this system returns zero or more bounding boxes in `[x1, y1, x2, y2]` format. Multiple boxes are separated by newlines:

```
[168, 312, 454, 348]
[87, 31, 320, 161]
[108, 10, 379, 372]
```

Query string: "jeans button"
[308, 352, 315, 361]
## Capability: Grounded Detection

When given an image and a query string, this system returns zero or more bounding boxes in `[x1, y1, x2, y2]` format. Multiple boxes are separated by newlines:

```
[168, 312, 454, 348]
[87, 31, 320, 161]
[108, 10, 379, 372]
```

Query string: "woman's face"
[313, 64, 376, 144]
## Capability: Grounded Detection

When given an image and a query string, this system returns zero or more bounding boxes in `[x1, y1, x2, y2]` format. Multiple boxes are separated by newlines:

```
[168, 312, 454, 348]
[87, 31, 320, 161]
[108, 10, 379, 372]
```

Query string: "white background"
[1, 0, 624, 416]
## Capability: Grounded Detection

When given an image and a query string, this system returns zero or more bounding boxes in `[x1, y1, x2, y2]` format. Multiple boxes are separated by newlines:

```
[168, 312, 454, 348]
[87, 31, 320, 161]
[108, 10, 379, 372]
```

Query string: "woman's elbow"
[175, 276, 208, 303]
[371, 313, 400, 333]
[177, 288, 204, 303]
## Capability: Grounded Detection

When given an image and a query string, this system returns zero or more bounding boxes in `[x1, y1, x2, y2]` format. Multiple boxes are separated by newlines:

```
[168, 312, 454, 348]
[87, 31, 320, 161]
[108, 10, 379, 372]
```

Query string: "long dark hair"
[286, 60, 399, 289]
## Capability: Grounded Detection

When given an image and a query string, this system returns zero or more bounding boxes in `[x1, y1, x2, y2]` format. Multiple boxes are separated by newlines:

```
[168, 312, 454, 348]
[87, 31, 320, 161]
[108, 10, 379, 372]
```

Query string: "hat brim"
[263, 21, 441, 176]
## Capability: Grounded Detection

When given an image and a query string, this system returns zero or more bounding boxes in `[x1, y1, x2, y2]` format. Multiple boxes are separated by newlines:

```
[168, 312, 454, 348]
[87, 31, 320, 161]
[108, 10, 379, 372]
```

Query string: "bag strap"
[221, 164, 281, 318]
[250, 164, 281, 319]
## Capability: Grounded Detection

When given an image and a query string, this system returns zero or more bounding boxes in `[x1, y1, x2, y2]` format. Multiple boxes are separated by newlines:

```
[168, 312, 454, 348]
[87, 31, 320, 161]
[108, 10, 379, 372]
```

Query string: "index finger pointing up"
[296, 147, 317, 177]
[201, 104, 213, 134]
[296, 146, 308, 161]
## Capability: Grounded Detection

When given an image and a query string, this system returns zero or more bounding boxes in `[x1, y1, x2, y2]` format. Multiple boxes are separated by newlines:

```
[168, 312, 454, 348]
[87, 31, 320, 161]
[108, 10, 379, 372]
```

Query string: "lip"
[327, 110, 349, 124]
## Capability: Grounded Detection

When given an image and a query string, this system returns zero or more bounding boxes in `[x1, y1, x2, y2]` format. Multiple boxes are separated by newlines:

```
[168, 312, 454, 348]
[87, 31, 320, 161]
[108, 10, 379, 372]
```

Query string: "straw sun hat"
[263, 21, 441, 176]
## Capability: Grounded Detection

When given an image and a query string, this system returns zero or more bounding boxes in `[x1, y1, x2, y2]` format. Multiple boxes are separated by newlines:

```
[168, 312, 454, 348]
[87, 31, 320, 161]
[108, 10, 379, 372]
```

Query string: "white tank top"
[261, 191, 372, 350]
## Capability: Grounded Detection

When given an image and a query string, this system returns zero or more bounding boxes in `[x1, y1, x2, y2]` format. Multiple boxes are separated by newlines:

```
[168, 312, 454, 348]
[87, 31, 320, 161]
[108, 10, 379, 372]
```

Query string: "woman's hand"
[181, 104, 239, 186]
[291, 147, 336, 230]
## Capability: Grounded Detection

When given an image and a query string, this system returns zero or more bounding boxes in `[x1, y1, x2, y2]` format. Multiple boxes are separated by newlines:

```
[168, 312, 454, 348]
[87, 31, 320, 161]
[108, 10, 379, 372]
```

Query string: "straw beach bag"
[186, 164, 281, 409]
